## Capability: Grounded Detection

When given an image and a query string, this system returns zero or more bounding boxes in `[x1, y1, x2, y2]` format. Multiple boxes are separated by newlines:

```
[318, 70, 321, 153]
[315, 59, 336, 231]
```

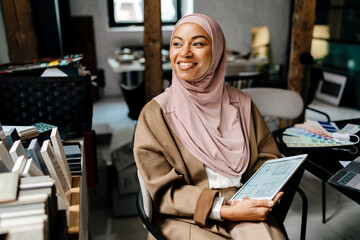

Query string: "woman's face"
[170, 23, 212, 82]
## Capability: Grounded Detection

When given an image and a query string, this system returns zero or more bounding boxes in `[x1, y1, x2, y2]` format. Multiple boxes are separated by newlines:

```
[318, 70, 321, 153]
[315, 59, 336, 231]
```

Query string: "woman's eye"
[172, 42, 181, 47]
[193, 42, 205, 47]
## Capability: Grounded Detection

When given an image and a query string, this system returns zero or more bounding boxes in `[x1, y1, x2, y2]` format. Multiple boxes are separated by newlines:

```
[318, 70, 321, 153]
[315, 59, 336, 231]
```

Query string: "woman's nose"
[180, 46, 193, 57]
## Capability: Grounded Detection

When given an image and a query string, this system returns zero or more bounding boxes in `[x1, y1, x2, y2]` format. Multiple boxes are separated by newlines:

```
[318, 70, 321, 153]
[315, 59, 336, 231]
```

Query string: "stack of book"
[63, 144, 82, 175]
[283, 120, 360, 148]
[0, 174, 59, 240]
[0, 122, 84, 239]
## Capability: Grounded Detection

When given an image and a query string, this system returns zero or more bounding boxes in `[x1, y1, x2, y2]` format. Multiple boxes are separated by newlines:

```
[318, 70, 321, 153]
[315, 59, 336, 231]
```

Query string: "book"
[0, 174, 58, 240]
[63, 145, 81, 158]
[0, 172, 19, 203]
[0, 54, 83, 74]
[9, 140, 28, 162]
[40, 140, 71, 206]
[9, 140, 43, 177]
[0, 141, 14, 171]
[0, 123, 10, 151]
[0, 202, 46, 219]
[5, 128, 20, 148]
[31, 122, 56, 134]
[12, 156, 27, 176]
[63, 144, 82, 174]
[50, 128, 72, 189]
[2, 125, 39, 140]
[27, 139, 50, 175]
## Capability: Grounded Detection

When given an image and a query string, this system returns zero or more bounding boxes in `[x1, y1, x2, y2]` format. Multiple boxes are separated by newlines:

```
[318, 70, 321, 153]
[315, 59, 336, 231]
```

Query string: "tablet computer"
[231, 154, 308, 200]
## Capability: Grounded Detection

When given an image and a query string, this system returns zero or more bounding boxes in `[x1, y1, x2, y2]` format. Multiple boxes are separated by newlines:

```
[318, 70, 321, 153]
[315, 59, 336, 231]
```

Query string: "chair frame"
[306, 106, 331, 224]
[136, 191, 166, 240]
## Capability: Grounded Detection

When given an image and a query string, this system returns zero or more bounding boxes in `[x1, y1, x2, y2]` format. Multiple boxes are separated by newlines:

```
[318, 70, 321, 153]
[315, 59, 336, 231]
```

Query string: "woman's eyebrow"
[173, 36, 183, 40]
[172, 35, 209, 41]
[192, 35, 209, 41]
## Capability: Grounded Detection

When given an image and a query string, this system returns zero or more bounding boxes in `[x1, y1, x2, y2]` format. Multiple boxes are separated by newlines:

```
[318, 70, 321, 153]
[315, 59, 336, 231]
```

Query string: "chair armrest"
[136, 191, 166, 240]
[306, 107, 331, 122]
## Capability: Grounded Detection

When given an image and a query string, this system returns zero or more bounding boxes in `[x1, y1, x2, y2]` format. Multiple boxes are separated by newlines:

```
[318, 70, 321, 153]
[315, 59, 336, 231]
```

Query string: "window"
[310, 0, 360, 110]
[107, 0, 191, 28]
[311, 0, 360, 72]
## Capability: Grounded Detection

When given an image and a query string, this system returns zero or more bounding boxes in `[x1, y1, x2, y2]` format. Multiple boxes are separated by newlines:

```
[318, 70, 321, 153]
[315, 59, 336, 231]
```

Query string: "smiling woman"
[133, 13, 287, 240]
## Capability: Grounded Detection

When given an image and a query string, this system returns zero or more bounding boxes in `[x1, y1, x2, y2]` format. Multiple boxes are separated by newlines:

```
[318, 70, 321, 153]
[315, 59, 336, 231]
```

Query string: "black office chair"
[305, 107, 331, 224]
[271, 162, 308, 240]
[137, 168, 308, 240]
[119, 71, 146, 121]
[225, 72, 265, 89]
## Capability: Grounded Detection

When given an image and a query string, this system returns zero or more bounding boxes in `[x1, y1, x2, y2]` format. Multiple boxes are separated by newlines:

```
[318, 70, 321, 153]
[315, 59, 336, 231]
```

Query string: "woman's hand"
[220, 192, 283, 221]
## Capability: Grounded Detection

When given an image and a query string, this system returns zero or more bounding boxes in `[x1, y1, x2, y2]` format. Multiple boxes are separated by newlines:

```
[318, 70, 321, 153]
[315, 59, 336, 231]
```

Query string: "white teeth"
[179, 62, 194, 66]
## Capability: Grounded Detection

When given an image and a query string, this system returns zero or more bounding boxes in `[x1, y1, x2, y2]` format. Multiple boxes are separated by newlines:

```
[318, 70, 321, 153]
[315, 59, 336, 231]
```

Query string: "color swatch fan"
[283, 120, 359, 148]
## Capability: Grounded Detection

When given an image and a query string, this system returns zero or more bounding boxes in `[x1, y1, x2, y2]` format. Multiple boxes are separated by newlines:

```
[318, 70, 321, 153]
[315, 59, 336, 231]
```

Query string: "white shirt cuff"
[208, 197, 224, 221]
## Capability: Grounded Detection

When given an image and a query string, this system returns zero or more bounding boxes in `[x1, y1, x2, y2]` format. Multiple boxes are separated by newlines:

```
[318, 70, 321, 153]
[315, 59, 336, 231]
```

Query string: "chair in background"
[305, 108, 331, 224]
[225, 72, 265, 90]
[242, 87, 304, 131]
[242, 87, 308, 240]
[119, 71, 146, 121]
[245, 86, 331, 225]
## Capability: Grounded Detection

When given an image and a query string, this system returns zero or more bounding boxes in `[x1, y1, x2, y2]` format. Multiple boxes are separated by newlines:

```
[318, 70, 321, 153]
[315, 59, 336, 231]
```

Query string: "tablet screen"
[231, 154, 307, 200]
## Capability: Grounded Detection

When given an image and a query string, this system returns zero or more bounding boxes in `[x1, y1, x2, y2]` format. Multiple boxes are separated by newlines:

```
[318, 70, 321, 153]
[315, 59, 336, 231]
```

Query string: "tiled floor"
[89, 96, 360, 240]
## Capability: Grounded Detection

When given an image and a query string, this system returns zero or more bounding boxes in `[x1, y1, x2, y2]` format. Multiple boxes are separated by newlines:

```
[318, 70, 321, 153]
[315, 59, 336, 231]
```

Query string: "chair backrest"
[137, 169, 153, 220]
[242, 87, 304, 119]
[137, 169, 166, 240]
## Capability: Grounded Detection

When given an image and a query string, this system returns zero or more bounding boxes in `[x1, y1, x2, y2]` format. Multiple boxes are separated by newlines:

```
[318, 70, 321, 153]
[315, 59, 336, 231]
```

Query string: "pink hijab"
[154, 14, 251, 178]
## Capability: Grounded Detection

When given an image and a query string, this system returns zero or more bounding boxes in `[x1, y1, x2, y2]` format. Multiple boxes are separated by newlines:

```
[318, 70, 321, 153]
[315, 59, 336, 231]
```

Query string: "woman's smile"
[178, 61, 198, 69]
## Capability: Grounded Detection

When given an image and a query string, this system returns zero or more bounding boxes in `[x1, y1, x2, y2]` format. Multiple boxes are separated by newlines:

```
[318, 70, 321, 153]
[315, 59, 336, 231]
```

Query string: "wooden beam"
[0, 0, 38, 62]
[143, 0, 163, 102]
[286, 0, 317, 125]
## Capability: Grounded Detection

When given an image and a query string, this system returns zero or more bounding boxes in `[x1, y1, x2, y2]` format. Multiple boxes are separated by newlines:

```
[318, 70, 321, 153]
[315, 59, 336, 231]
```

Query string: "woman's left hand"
[220, 192, 284, 221]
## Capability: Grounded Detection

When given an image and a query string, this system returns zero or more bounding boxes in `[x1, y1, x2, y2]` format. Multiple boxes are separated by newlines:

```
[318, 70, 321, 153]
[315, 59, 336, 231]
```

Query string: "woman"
[134, 13, 286, 240]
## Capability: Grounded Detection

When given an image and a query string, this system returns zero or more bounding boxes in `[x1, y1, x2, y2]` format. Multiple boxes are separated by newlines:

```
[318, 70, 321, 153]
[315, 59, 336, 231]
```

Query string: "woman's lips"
[178, 62, 198, 70]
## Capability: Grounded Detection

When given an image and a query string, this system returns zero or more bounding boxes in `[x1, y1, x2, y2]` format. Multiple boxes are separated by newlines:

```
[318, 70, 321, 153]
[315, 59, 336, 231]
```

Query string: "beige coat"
[134, 92, 284, 240]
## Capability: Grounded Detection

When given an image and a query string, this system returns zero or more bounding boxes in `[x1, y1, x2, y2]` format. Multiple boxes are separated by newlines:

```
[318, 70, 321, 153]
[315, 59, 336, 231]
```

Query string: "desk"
[273, 118, 360, 204]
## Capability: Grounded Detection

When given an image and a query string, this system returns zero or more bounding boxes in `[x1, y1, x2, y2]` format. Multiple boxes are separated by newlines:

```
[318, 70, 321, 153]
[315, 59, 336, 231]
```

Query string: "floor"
[89, 96, 360, 240]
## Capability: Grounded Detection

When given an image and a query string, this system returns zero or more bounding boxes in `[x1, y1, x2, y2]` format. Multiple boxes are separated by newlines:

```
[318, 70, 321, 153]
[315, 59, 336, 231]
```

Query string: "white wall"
[195, 0, 291, 65]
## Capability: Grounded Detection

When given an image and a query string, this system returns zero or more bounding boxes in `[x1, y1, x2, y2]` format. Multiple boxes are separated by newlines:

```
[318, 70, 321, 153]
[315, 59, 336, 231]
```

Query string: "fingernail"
[268, 201, 274, 206]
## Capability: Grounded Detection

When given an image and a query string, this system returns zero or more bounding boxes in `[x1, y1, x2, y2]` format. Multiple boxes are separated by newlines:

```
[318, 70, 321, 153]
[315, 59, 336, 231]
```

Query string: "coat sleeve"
[133, 100, 218, 226]
[242, 101, 282, 182]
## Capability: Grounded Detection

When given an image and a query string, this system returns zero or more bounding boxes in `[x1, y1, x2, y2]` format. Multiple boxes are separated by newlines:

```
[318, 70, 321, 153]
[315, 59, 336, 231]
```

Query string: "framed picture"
[315, 71, 347, 106]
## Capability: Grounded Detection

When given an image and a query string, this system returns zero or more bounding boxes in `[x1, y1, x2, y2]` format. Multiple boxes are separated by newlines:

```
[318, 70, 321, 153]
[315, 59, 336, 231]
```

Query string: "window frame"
[107, 0, 182, 28]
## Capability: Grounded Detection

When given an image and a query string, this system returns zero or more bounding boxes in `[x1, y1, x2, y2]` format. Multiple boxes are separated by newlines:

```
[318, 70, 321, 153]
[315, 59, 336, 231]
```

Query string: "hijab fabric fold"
[154, 14, 251, 178]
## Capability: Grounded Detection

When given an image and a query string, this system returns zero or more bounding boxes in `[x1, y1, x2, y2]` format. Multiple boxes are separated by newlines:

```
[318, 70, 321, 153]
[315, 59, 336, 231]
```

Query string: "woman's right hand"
[220, 192, 283, 221]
